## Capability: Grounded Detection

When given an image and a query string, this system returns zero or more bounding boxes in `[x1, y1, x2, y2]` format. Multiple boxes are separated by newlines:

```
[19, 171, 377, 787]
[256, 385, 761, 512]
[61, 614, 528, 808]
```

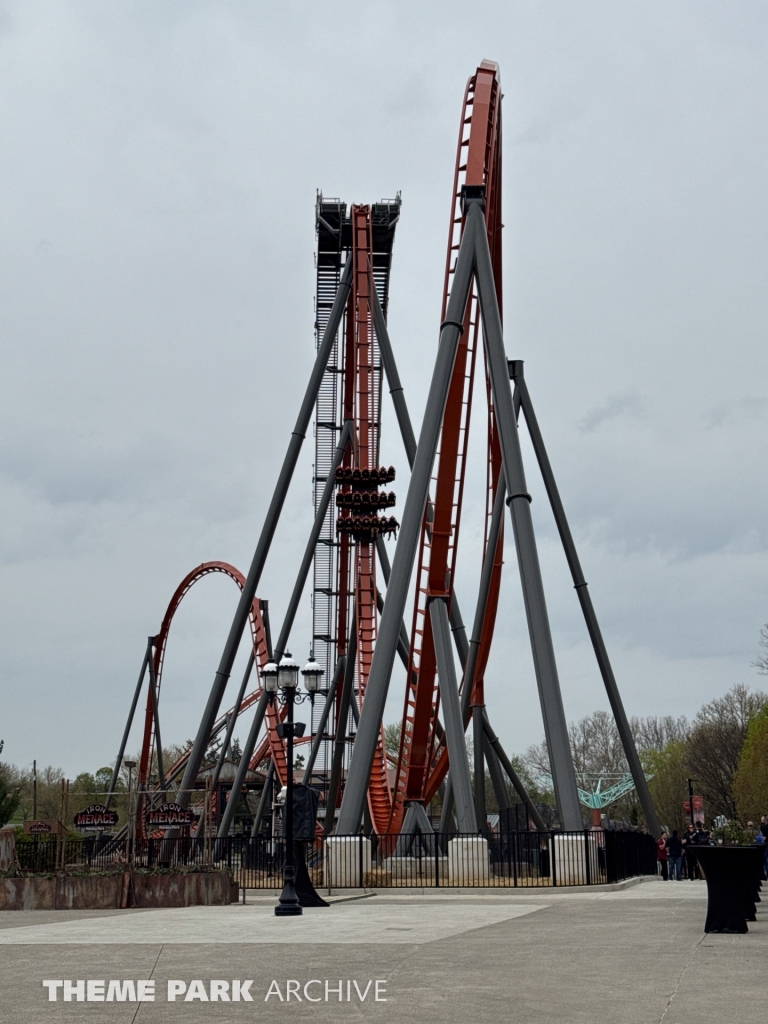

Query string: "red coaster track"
[136, 562, 287, 835]
[129, 61, 506, 837]
[348, 206, 393, 833]
[389, 61, 504, 829]
[114, 58, 661, 841]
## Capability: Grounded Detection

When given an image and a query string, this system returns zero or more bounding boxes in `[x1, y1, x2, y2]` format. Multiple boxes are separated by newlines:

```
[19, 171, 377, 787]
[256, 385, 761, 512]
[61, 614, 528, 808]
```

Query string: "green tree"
[643, 740, 689, 834]
[6, 764, 64, 821]
[383, 722, 401, 757]
[0, 745, 19, 831]
[0, 778, 19, 827]
[733, 707, 768, 822]
[0, 742, 20, 827]
[72, 773, 97, 793]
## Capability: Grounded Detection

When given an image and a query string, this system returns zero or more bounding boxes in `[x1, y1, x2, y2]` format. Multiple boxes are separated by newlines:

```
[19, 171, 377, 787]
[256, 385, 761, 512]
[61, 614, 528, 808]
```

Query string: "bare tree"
[685, 683, 767, 818]
[522, 739, 551, 782]
[523, 711, 689, 783]
[753, 623, 768, 675]
[630, 715, 690, 751]
[525, 688, 766, 821]
[570, 711, 627, 776]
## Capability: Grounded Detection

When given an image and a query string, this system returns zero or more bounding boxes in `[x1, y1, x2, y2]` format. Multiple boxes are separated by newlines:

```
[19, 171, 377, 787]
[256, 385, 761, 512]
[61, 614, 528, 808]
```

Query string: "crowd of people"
[655, 816, 768, 880]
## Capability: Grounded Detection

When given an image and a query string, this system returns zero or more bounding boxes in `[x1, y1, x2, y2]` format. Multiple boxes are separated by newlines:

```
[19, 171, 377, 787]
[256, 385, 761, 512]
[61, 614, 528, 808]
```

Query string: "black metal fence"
[14, 836, 210, 874]
[238, 830, 654, 890]
[13, 830, 655, 888]
[602, 829, 656, 884]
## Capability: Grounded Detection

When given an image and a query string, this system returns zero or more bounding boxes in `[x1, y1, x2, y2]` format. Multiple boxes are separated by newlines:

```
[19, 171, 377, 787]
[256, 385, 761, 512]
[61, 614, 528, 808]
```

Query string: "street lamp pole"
[277, 678, 300, 917]
[264, 653, 302, 917]
[687, 778, 695, 828]
[264, 652, 323, 919]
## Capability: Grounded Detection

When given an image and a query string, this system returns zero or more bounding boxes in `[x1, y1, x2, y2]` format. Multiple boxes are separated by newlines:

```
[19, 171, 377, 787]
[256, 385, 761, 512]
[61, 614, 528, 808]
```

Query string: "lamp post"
[264, 652, 323, 917]
[687, 778, 695, 829]
[300, 652, 322, 808]
[273, 652, 302, 916]
[301, 653, 323, 709]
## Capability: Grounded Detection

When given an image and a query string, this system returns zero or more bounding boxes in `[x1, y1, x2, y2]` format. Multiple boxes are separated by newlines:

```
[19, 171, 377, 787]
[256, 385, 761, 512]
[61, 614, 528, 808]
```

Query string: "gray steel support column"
[461, 481, 506, 719]
[470, 199, 582, 831]
[439, 775, 455, 833]
[372, 286, 417, 466]
[430, 598, 477, 834]
[147, 651, 165, 796]
[362, 799, 374, 837]
[374, 532, 393, 583]
[396, 801, 435, 855]
[483, 735, 511, 812]
[195, 652, 255, 837]
[324, 605, 357, 836]
[374, 537, 413, 671]
[482, 711, 546, 831]
[411, 801, 434, 834]
[445, 719, 512, 832]
[472, 703, 486, 831]
[302, 656, 344, 782]
[349, 688, 360, 726]
[215, 688, 270, 841]
[377, 540, 454, 814]
[250, 760, 275, 838]
[162, 707, 241, 789]
[449, 607, 469, 668]
[512, 365, 661, 837]
[273, 419, 353, 661]
[397, 803, 419, 853]
[374, 294, 471, 671]
[336, 215, 477, 835]
[375, 586, 410, 671]
[463, 482, 505, 834]
[178, 260, 353, 809]
[261, 600, 273, 660]
[106, 639, 152, 809]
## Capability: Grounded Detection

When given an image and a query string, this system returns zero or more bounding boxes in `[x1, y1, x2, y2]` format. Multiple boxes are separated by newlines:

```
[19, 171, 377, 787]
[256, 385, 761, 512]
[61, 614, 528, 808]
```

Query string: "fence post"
[550, 833, 557, 887]
[584, 829, 591, 886]
[606, 831, 616, 884]
[358, 833, 363, 889]
[512, 833, 518, 887]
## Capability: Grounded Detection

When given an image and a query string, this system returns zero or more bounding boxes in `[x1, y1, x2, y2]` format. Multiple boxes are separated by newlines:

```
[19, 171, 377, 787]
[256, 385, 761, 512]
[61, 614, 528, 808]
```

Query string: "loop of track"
[136, 562, 286, 836]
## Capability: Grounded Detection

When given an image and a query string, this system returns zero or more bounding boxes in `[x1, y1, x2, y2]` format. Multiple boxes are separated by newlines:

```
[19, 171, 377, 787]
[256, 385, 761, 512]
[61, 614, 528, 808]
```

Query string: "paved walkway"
[0, 879, 765, 1023]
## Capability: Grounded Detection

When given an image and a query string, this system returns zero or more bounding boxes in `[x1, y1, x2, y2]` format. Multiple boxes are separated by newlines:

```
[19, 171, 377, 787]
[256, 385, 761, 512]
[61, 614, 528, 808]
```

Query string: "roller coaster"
[109, 60, 660, 843]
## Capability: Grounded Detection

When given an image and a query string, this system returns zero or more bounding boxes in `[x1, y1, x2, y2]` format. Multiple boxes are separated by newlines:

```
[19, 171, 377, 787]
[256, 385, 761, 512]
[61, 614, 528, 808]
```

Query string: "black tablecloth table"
[693, 846, 764, 933]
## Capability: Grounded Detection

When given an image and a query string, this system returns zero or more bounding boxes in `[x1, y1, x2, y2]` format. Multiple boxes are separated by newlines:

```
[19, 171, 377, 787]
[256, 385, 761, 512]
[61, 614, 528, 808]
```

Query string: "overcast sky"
[1, 1, 767, 778]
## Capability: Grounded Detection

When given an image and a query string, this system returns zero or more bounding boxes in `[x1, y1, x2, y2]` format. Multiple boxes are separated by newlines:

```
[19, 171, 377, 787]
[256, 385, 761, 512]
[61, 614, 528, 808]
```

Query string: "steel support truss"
[112, 60, 659, 845]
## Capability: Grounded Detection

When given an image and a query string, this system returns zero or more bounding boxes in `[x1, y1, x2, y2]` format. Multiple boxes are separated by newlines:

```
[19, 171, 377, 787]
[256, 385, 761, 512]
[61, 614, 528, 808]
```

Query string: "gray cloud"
[705, 396, 768, 429]
[1, 0, 767, 774]
[578, 392, 645, 433]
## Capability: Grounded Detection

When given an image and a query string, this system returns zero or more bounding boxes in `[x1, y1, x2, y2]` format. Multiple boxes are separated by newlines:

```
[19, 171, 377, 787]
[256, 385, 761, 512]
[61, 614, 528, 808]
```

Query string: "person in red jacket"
[656, 831, 669, 880]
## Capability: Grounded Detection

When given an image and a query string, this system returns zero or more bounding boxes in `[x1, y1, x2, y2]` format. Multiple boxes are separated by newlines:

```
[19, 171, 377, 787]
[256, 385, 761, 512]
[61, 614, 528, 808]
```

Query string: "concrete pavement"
[0, 878, 764, 1024]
